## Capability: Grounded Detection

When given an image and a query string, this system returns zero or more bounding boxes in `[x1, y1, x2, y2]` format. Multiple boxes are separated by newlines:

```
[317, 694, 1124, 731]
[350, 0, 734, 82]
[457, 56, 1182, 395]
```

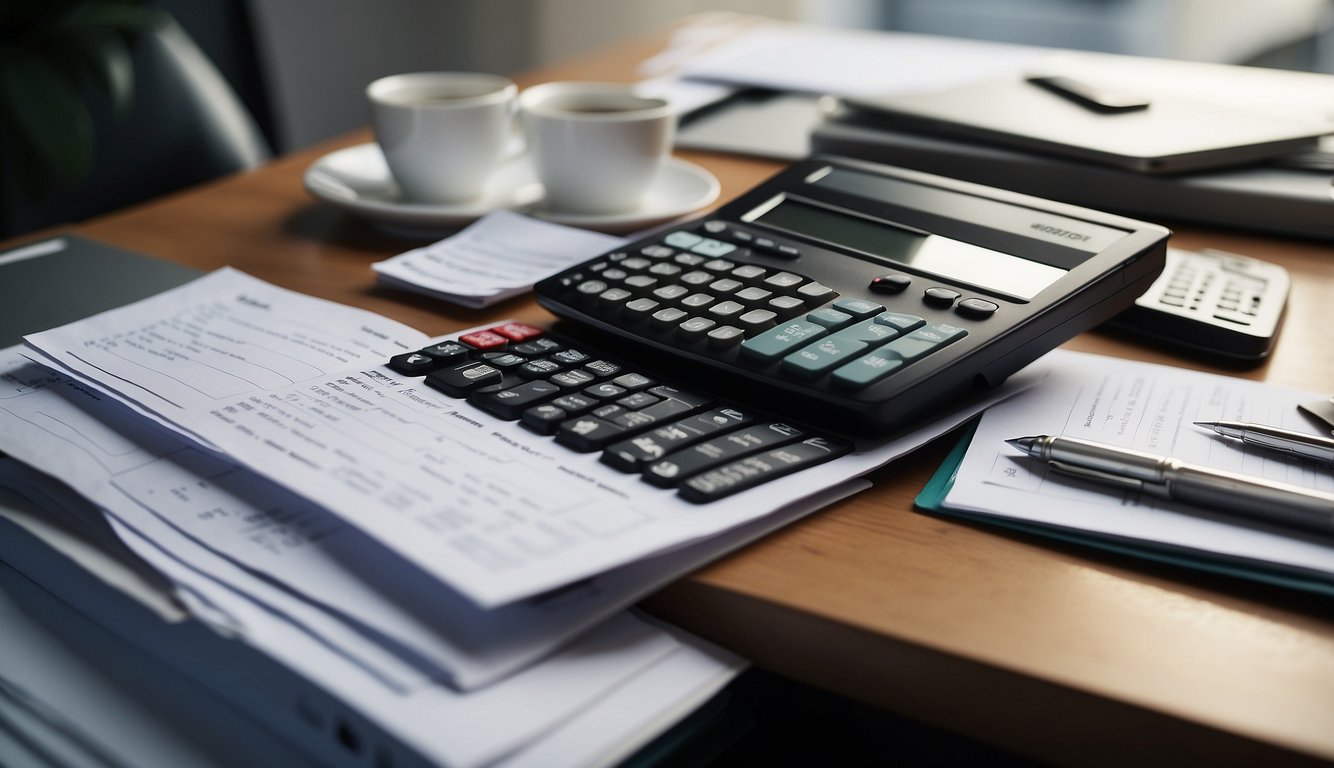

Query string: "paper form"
[372, 210, 626, 308]
[24, 269, 1048, 608]
[946, 349, 1334, 578]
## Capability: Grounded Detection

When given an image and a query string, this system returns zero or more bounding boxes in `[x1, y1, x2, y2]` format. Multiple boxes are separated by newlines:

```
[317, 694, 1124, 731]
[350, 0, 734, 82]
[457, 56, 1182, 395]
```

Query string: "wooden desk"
[15, 22, 1334, 767]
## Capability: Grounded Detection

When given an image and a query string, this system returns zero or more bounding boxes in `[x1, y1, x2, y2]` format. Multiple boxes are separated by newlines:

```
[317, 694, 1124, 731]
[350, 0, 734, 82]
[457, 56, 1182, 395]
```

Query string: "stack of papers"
[918, 349, 1334, 595]
[372, 211, 625, 307]
[2, 263, 1045, 765]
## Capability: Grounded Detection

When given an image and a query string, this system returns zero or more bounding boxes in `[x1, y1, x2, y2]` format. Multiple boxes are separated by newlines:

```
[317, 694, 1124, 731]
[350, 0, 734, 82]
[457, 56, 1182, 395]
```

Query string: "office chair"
[0, 16, 271, 239]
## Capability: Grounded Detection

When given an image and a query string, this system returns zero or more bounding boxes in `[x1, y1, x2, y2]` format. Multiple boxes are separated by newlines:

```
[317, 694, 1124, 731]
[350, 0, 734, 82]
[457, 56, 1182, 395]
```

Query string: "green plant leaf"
[67, 27, 135, 117]
[0, 54, 95, 192]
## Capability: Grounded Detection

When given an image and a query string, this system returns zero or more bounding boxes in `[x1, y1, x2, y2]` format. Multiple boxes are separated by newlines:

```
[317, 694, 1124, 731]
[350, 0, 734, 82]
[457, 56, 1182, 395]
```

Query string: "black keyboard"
[387, 322, 852, 504]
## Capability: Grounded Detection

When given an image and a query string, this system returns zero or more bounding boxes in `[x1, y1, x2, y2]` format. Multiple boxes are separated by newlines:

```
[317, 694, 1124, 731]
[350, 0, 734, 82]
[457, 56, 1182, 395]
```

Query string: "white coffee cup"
[367, 72, 516, 204]
[519, 82, 675, 215]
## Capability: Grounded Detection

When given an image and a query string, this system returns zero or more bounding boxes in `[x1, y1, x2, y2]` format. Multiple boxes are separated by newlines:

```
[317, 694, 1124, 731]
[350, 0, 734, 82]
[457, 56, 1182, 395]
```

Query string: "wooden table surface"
[12, 20, 1334, 767]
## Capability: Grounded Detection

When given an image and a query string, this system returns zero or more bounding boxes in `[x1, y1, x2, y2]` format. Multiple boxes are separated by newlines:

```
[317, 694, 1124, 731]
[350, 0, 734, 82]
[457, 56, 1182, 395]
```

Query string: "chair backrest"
[1, 18, 272, 238]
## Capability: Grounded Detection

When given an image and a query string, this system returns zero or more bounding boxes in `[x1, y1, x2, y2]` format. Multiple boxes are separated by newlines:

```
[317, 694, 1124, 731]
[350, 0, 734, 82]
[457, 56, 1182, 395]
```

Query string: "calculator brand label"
[1030, 223, 1092, 243]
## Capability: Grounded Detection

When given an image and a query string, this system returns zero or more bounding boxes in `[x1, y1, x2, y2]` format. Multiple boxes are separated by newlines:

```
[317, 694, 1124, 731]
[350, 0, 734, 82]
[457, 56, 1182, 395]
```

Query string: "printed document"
[945, 350, 1334, 579]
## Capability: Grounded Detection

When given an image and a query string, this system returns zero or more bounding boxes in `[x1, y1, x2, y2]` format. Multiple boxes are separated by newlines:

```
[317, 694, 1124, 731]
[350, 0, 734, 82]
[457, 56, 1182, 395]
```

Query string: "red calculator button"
[490, 322, 545, 342]
[459, 331, 509, 349]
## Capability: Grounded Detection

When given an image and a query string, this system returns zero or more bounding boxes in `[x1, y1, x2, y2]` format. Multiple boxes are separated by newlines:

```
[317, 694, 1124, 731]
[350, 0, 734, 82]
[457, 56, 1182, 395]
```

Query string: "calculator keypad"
[388, 323, 852, 503]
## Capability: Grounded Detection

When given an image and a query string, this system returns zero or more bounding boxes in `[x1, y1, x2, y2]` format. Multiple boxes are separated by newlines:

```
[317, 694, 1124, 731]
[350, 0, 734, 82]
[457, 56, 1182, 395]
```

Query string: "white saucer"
[303, 143, 720, 237]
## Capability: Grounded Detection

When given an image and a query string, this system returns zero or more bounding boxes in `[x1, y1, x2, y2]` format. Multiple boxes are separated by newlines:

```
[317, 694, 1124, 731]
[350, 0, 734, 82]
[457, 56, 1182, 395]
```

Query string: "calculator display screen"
[749, 197, 1067, 300]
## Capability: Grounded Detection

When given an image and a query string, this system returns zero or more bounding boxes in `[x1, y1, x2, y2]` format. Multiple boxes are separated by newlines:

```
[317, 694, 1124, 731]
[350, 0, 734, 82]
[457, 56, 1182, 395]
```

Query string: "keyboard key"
[584, 382, 627, 400]
[678, 436, 852, 503]
[389, 352, 441, 376]
[612, 372, 654, 391]
[651, 307, 688, 328]
[702, 259, 736, 273]
[738, 309, 778, 333]
[680, 270, 714, 286]
[678, 316, 717, 339]
[551, 348, 590, 365]
[796, 282, 836, 302]
[519, 359, 564, 378]
[680, 293, 716, 310]
[735, 286, 773, 304]
[707, 325, 745, 348]
[708, 278, 743, 294]
[624, 297, 660, 317]
[624, 274, 658, 292]
[763, 272, 804, 290]
[708, 301, 746, 320]
[479, 352, 526, 369]
[617, 391, 661, 410]
[582, 360, 622, 378]
[642, 422, 805, 488]
[552, 393, 597, 415]
[731, 265, 767, 282]
[767, 295, 806, 318]
[549, 369, 596, 388]
[641, 244, 675, 258]
[652, 284, 689, 301]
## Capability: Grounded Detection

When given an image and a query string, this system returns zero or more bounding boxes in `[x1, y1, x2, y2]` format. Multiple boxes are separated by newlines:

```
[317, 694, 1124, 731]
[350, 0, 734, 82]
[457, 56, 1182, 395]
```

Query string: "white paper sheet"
[677, 25, 1044, 98]
[372, 211, 625, 308]
[24, 270, 1048, 607]
[0, 345, 853, 689]
[945, 349, 1334, 577]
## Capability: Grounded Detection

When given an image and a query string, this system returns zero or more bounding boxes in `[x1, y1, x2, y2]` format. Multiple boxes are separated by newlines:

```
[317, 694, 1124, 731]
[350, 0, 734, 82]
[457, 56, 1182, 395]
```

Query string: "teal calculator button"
[830, 351, 904, 389]
[873, 312, 925, 332]
[806, 307, 854, 329]
[690, 238, 738, 257]
[882, 323, 968, 361]
[780, 336, 869, 378]
[829, 318, 899, 346]
[832, 298, 884, 318]
[740, 320, 827, 361]
[664, 231, 703, 248]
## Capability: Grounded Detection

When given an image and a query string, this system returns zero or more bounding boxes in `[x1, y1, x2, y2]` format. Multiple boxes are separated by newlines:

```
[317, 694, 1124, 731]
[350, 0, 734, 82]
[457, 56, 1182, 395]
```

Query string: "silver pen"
[1006, 434, 1334, 536]
[1194, 420, 1334, 467]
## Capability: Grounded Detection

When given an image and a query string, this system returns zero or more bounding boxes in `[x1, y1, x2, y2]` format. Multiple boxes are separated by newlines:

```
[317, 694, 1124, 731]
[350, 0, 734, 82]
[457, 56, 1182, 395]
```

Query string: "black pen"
[1195, 420, 1334, 467]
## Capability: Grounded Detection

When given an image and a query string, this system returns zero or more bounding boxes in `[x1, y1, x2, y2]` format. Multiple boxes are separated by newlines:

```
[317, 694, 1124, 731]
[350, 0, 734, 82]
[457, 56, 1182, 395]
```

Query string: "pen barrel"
[1169, 465, 1334, 535]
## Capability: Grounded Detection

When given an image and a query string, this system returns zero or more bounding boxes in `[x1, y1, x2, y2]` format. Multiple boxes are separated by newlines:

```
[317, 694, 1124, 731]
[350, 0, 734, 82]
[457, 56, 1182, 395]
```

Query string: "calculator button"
[753, 237, 778, 250]
[678, 436, 851, 503]
[601, 268, 629, 282]
[707, 325, 745, 348]
[740, 321, 828, 361]
[598, 287, 633, 307]
[613, 372, 655, 391]
[664, 231, 703, 248]
[624, 297, 660, 318]
[923, 287, 961, 307]
[512, 338, 562, 356]
[480, 352, 527, 369]
[618, 391, 662, 410]
[582, 360, 622, 378]
[459, 330, 509, 350]
[738, 309, 778, 333]
[643, 422, 805, 488]
[388, 352, 440, 376]
[763, 272, 804, 290]
[555, 417, 627, 452]
[680, 293, 716, 309]
[472, 380, 562, 420]
[731, 265, 768, 282]
[641, 244, 675, 258]
[519, 359, 564, 379]
[767, 295, 806, 318]
[550, 369, 597, 388]
[869, 274, 911, 294]
[690, 238, 737, 257]
[552, 393, 598, 415]
[708, 278, 743, 294]
[651, 307, 688, 328]
[649, 262, 682, 277]
[708, 301, 747, 320]
[883, 323, 968, 361]
[806, 307, 854, 329]
[873, 312, 925, 333]
[417, 341, 471, 362]
[520, 404, 568, 434]
[680, 270, 714, 286]
[735, 286, 774, 304]
[425, 362, 504, 397]
[829, 351, 904, 389]
[674, 253, 706, 267]
[551, 349, 590, 365]
[602, 407, 753, 472]
[584, 382, 627, 400]
[796, 282, 836, 302]
[832, 298, 884, 318]
[652, 284, 689, 301]
[829, 318, 899, 346]
[489, 322, 544, 342]
[623, 274, 659, 292]
[620, 257, 651, 271]
[781, 336, 869, 378]
[702, 259, 736, 273]
[956, 298, 999, 318]
[678, 316, 717, 338]
[701, 220, 727, 234]
[775, 245, 801, 258]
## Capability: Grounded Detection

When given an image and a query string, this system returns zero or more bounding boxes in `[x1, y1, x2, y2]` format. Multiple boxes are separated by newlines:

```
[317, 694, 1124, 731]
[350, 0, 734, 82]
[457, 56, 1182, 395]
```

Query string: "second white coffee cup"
[368, 72, 516, 204]
[519, 82, 675, 215]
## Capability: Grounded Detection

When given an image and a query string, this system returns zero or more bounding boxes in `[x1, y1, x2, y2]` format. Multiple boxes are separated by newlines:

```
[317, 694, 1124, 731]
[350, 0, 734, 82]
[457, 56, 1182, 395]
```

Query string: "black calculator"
[534, 156, 1169, 434]
[387, 157, 1168, 503]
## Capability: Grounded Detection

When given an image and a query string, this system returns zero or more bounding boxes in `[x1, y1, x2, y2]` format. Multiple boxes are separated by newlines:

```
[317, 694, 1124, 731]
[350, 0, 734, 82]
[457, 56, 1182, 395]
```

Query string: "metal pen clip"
[1048, 460, 1171, 499]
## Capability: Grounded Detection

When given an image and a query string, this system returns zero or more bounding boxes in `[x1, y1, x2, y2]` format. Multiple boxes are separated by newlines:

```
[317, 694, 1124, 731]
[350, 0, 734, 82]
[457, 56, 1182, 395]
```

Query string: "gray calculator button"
[702, 220, 727, 234]
[576, 280, 608, 295]
[678, 317, 717, 339]
[731, 265, 767, 282]
[707, 325, 745, 348]
[708, 300, 746, 319]
[624, 297, 660, 317]
[621, 257, 651, 270]
[652, 284, 689, 301]
[796, 282, 836, 302]
[956, 298, 999, 318]
[624, 274, 658, 291]
[923, 287, 961, 307]
[833, 298, 884, 318]
[680, 293, 716, 309]
[649, 262, 683, 277]
[735, 286, 774, 303]
[598, 288, 633, 307]
[641, 244, 675, 258]
[651, 307, 688, 328]
[674, 253, 706, 266]
[767, 295, 806, 317]
[680, 270, 714, 286]
[702, 259, 736, 273]
[738, 309, 778, 333]
[709, 278, 743, 294]
[764, 272, 804, 290]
